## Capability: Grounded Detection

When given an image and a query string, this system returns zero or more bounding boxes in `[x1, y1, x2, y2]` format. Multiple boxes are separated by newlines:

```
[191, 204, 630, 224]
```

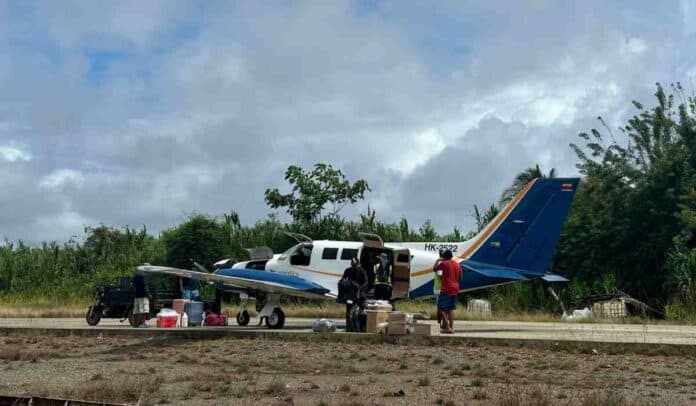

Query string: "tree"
[160, 214, 229, 270]
[473, 204, 500, 233]
[553, 83, 696, 305]
[499, 164, 556, 206]
[264, 163, 370, 224]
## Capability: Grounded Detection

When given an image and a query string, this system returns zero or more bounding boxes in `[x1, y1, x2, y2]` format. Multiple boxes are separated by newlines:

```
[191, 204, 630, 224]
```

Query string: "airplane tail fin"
[458, 177, 579, 276]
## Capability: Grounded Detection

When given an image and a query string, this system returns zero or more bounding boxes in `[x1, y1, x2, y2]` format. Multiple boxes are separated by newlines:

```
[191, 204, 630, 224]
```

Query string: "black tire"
[86, 307, 101, 326]
[267, 308, 285, 329]
[236, 310, 250, 326]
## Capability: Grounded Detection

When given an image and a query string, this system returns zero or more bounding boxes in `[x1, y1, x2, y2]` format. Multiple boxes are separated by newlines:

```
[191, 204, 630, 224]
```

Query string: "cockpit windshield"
[282, 243, 302, 256]
[285, 243, 313, 266]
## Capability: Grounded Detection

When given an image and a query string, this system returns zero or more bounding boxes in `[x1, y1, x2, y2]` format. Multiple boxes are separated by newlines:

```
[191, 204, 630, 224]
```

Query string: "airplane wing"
[138, 265, 333, 300]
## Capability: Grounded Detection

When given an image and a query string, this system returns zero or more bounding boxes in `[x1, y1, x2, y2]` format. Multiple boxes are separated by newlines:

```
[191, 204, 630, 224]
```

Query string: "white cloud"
[39, 169, 85, 189]
[682, 0, 696, 35]
[0, 146, 31, 162]
[32, 211, 93, 243]
[623, 38, 648, 56]
[394, 127, 447, 174]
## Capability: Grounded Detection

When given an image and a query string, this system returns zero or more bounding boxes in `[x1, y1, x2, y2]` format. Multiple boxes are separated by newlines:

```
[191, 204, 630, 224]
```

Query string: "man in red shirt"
[436, 249, 462, 333]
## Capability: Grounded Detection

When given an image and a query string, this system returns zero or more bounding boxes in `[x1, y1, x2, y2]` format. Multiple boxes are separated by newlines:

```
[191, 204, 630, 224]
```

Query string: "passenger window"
[322, 248, 339, 260]
[341, 248, 358, 260]
[290, 244, 313, 266]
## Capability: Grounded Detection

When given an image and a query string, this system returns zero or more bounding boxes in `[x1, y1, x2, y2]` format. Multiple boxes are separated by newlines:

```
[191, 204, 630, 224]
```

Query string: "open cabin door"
[358, 232, 384, 248]
[391, 248, 410, 300]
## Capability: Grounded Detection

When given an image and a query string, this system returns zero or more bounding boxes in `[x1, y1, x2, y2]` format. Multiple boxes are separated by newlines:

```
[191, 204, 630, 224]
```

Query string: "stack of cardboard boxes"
[386, 312, 439, 336]
[364, 301, 440, 336]
[386, 311, 411, 335]
[366, 301, 392, 334]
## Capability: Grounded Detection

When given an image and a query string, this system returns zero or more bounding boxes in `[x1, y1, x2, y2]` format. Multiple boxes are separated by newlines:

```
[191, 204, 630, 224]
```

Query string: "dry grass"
[63, 375, 160, 404]
[0, 334, 686, 405]
[0, 298, 87, 318]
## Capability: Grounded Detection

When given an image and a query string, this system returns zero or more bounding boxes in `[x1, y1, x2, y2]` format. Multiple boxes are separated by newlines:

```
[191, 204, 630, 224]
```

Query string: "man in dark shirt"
[342, 257, 368, 332]
[132, 268, 149, 327]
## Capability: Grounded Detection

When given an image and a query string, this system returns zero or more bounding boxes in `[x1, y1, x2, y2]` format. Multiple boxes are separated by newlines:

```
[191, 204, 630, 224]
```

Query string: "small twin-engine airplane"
[139, 177, 579, 329]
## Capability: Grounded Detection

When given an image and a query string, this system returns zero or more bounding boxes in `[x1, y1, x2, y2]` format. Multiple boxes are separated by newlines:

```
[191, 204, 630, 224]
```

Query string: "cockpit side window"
[290, 244, 313, 266]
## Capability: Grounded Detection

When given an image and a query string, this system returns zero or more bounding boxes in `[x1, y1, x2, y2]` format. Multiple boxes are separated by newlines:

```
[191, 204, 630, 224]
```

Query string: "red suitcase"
[204, 313, 228, 326]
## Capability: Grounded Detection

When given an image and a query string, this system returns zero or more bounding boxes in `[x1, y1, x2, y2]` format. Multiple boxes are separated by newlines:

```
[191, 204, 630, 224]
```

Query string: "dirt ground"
[0, 333, 694, 405]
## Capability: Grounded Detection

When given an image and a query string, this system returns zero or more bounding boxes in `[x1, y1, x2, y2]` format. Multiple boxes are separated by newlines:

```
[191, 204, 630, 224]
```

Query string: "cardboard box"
[413, 323, 439, 336]
[388, 311, 408, 323]
[387, 322, 408, 336]
[366, 310, 390, 334]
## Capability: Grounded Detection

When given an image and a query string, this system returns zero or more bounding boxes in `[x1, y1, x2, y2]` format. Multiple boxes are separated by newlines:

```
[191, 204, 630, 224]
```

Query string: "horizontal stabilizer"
[541, 273, 569, 283]
[461, 260, 528, 281]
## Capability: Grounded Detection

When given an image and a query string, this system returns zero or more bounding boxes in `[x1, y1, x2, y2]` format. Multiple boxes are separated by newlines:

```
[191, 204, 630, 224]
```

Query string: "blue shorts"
[182, 289, 200, 300]
[438, 294, 457, 311]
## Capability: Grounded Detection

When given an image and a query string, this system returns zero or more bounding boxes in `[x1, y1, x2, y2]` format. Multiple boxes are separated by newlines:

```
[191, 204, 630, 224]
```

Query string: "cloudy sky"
[1, 1, 695, 243]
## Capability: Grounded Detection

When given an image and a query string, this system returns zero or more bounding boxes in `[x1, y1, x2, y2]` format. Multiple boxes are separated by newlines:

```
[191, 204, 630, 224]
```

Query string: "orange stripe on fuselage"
[296, 266, 343, 277]
[411, 267, 437, 277]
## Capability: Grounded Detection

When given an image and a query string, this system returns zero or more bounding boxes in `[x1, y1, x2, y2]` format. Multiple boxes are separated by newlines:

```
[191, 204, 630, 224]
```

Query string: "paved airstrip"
[2, 317, 696, 347]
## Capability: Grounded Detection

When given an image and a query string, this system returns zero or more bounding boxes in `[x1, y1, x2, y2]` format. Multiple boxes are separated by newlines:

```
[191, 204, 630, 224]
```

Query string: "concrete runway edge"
[3, 325, 696, 356]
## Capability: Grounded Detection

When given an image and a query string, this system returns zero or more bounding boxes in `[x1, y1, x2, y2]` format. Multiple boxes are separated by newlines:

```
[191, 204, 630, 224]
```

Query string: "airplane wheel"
[267, 308, 285, 329]
[236, 310, 250, 326]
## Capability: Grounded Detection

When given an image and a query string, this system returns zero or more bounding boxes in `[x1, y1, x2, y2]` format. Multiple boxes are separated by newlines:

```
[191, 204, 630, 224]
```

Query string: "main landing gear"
[235, 293, 285, 329]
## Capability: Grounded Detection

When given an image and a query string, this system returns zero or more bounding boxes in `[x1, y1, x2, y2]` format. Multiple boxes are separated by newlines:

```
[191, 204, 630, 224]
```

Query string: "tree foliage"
[499, 164, 556, 207]
[473, 204, 500, 233]
[264, 163, 370, 223]
[553, 83, 696, 308]
[160, 214, 229, 270]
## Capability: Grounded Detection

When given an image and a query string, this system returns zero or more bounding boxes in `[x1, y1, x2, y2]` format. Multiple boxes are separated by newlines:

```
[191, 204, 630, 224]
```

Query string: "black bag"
[337, 277, 358, 304]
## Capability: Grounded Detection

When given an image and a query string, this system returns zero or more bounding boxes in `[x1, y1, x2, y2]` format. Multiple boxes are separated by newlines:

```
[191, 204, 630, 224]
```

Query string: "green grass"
[417, 375, 431, 386]
[264, 379, 287, 396]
